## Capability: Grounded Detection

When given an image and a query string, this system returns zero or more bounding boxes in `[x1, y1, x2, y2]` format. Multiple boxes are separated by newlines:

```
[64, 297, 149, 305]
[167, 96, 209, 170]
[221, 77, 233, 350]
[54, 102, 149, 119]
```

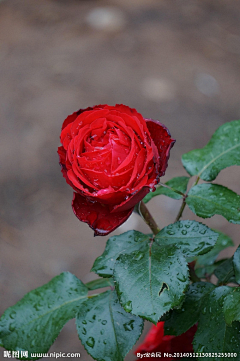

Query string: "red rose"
[135, 322, 197, 360]
[58, 104, 175, 235]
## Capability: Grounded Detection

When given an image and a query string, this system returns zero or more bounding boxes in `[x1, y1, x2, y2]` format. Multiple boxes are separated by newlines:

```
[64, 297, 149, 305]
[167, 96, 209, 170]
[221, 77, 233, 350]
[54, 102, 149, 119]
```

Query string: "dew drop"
[10, 311, 16, 319]
[167, 230, 175, 235]
[82, 320, 87, 324]
[82, 328, 87, 335]
[30, 340, 35, 347]
[101, 320, 107, 325]
[181, 230, 187, 235]
[177, 275, 187, 282]
[123, 320, 134, 331]
[103, 340, 107, 345]
[134, 252, 144, 261]
[9, 323, 15, 332]
[86, 337, 95, 348]
[34, 303, 43, 311]
[124, 301, 132, 313]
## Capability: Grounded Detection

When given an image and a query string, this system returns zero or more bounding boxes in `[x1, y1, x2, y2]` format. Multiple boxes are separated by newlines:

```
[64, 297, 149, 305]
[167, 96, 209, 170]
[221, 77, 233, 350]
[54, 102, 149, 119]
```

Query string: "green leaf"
[195, 259, 227, 279]
[143, 176, 189, 203]
[114, 241, 189, 324]
[193, 286, 240, 356]
[223, 288, 240, 325]
[214, 258, 236, 285]
[155, 220, 218, 257]
[186, 184, 240, 224]
[76, 291, 143, 361]
[196, 230, 234, 267]
[113, 222, 218, 324]
[164, 282, 215, 336]
[233, 246, 240, 284]
[182, 119, 240, 181]
[91, 231, 150, 278]
[0, 272, 88, 359]
[85, 278, 113, 291]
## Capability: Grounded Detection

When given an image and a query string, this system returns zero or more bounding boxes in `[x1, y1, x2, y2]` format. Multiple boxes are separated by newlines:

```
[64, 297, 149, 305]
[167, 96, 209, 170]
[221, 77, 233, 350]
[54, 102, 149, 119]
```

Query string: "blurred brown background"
[1, 0, 240, 360]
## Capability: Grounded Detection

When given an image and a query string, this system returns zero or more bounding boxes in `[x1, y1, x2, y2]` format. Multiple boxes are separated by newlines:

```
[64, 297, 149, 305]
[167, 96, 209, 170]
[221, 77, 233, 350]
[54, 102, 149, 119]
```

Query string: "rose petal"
[112, 186, 150, 213]
[145, 119, 175, 176]
[72, 193, 134, 236]
[57, 147, 80, 193]
[59, 105, 175, 236]
[135, 322, 197, 360]
[71, 109, 109, 136]
[61, 110, 81, 131]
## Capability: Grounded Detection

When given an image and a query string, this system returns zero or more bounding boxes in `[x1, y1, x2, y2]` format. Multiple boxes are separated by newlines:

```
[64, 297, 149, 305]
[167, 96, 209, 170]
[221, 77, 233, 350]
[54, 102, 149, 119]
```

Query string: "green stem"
[139, 201, 160, 235]
[192, 176, 200, 188]
[175, 198, 187, 222]
[175, 176, 200, 222]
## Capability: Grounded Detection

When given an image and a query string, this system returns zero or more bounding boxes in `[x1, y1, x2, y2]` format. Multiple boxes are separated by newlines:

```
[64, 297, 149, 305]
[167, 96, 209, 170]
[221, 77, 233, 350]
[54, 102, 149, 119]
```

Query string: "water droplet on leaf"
[124, 301, 132, 313]
[123, 320, 134, 331]
[86, 337, 95, 348]
[10, 311, 16, 319]
[9, 323, 15, 332]
[134, 252, 144, 261]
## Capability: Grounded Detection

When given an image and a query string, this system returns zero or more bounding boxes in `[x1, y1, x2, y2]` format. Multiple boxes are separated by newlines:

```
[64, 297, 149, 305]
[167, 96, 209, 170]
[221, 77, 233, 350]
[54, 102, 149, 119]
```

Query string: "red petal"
[61, 106, 99, 132]
[112, 186, 150, 213]
[72, 193, 134, 236]
[61, 110, 81, 131]
[135, 322, 197, 360]
[57, 147, 80, 193]
[145, 119, 175, 176]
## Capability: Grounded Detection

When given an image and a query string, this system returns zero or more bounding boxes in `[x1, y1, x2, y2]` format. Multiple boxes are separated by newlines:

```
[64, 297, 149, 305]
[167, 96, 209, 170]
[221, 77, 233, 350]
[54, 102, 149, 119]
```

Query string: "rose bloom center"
[73, 120, 139, 191]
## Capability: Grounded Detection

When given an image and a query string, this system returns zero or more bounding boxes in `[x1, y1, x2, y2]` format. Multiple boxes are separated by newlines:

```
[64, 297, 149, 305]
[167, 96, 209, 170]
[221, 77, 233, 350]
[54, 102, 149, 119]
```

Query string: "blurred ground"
[1, 0, 240, 360]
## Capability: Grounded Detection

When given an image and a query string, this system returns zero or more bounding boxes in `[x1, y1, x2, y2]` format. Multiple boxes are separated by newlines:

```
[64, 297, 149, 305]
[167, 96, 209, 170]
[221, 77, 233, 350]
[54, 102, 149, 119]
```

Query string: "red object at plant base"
[58, 104, 175, 235]
[135, 322, 197, 360]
